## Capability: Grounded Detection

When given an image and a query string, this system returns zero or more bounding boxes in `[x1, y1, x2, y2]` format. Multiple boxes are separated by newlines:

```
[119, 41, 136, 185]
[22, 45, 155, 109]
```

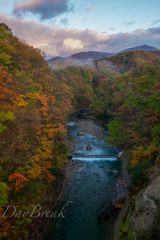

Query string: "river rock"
[105, 168, 112, 171]
[77, 131, 84, 136]
[99, 166, 104, 168]
[86, 145, 92, 151]
[113, 170, 118, 174]
[116, 151, 123, 159]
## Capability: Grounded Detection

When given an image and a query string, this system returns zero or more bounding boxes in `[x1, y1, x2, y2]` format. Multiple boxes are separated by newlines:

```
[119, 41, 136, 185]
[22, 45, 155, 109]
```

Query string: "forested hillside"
[92, 50, 160, 239]
[1, 22, 160, 240]
[0, 24, 94, 239]
[93, 50, 160, 191]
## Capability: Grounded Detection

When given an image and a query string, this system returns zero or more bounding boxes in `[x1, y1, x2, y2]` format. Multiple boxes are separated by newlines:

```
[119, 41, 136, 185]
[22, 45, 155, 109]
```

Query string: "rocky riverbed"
[77, 119, 104, 141]
[66, 119, 128, 208]
[66, 119, 106, 155]
[42, 118, 128, 240]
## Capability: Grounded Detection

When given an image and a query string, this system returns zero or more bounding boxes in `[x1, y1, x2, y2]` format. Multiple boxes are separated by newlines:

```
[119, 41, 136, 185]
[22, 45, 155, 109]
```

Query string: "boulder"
[86, 145, 92, 151]
[99, 166, 104, 168]
[77, 131, 84, 136]
[116, 151, 123, 159]
[113, 170, 118, 174]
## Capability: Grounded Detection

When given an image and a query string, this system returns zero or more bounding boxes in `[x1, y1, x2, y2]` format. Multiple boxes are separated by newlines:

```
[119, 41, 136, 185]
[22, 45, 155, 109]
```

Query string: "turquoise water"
[43, 120, 121, 240]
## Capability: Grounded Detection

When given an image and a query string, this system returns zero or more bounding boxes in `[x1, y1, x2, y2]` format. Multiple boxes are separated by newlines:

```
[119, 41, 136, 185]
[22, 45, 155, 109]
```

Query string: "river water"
[42, 119, 121, 240]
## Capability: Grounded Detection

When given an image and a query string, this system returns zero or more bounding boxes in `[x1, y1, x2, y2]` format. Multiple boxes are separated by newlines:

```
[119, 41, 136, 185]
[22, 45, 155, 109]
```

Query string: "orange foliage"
[127, 129, 140, 145]
[153, 82, 160, 91]
[9, 173, 29, 191]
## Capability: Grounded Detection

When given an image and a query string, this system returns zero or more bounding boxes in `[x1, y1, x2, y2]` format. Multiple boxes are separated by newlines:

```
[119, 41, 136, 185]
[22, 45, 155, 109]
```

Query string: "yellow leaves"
[26, 92, 35, 99]
[147, 145, 159, 161]
[32, 93, 50, 115]
[27, 159, 42, 179]
[38, 136, 53, 159]
[131, 145, 159, 167]
[131, 146, 145, 167]
[26, 92, 55, 115]
[38, 148, 52, 160]
[56, 154, 68, 170]
[13, 94, 28, 107]
[44, 123, 66, 139]
[28, 135, 53, 180]
[31, 154, 41, 163]
[46, 172, 56, 183]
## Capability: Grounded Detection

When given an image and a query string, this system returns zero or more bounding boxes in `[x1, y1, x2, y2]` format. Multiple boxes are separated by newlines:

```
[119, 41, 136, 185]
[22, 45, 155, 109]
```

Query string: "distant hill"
[95, 50, 160, 73]
[120, 44, 160, 53]
[70, 51, 115, 60]
[47, 51, 116, 68]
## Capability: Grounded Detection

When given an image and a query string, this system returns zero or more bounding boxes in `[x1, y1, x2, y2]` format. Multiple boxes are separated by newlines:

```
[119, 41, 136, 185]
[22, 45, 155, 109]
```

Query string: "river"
[42, 118, 124, 240]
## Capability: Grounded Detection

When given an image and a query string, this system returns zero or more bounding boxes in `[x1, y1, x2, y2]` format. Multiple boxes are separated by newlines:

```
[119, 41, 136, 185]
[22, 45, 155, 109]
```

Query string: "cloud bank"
[0, 14, 160, 57]
[13, 0, 73, 20]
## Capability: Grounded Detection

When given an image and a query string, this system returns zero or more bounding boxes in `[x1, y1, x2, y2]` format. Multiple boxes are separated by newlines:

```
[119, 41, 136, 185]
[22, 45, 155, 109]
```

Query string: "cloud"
[60, 17, 68, 26]
[63, 38, 83, 49]
[0, 1, 9, 5]
[83, 5, 96, 12]
[0, 14, 160, 57]
[122, 21, 136, 26]
[68, 3, 74, 13]
[152, 20, 160, 26]
[13, 0, 74, 20]
[108, 27, 116, 31]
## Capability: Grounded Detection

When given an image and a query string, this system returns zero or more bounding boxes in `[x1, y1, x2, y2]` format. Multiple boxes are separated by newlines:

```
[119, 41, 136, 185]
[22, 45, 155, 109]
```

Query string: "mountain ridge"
[120, 44, 160, 53]
[47, 51, 116, 68]
[47, 45, 160, 69]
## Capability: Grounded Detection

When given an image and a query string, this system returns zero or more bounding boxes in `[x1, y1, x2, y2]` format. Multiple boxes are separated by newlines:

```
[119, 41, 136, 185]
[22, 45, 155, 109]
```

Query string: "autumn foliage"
[92, 50, 160, 192]
[0, 23, 73, 239]
[0, 23, 97, 239]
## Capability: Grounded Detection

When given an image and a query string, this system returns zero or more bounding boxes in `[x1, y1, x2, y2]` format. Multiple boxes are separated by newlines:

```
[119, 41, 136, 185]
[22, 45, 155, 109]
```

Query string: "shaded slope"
[95, 50, 160, 73]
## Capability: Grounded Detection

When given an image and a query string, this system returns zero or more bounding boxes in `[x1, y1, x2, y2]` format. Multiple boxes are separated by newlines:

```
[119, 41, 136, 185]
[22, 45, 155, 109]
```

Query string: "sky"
[0, 0, 160, 57]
